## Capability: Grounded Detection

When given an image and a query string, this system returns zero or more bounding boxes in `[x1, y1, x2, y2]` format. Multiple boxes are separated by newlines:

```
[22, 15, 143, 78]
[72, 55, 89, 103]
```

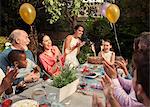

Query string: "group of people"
[0, 24, 149, 107]
[92, 32, 150, 107]
[37, 25, 86, 76]
[0, 25, 86, 96]
[0, 29, 40, 96]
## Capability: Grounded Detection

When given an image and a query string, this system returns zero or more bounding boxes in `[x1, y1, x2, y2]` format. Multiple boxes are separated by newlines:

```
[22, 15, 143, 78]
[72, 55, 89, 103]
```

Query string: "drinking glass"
[32, 88, 47, 104]
[47, 93, 57, 104]
[51, 102, 65, 107]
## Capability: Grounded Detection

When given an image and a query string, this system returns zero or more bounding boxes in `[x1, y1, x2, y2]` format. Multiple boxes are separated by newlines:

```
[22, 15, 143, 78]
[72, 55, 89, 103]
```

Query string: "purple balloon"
[101, 2, 111, 17]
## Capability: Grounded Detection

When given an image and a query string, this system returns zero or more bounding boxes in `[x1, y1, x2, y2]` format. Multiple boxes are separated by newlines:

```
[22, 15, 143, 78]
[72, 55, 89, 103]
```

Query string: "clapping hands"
[92, 74, 116, 107]
[24, 71, 40, 83]
[92, 74, 114, 107]
[1, 66, 18, 91]
[80, 41, 86, 47]
[101, 74, 114, 98]
[75, 41, 85, 48]
[92, 93, 104, 107]
[102, 61, 117, 79]
[114, 61, 128, 76]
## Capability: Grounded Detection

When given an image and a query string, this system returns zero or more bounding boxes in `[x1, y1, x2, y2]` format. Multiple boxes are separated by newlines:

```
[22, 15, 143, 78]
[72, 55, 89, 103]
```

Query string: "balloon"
[19, 3, 36, 25]
[101, 2, 111, 17]
[106, 4, 120, 23]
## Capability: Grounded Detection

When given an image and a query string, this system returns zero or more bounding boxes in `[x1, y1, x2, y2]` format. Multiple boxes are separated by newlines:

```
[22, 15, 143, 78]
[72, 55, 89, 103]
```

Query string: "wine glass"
[47, 93, 65, 107]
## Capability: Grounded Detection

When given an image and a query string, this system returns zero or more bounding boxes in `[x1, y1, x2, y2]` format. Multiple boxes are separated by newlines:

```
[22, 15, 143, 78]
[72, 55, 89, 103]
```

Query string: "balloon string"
[30, 25, 33, 34]
[113, 23, 121, 55]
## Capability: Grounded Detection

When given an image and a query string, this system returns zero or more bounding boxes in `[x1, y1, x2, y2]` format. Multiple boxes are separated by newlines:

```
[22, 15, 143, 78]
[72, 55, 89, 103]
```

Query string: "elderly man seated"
[0, 29, 35, 73]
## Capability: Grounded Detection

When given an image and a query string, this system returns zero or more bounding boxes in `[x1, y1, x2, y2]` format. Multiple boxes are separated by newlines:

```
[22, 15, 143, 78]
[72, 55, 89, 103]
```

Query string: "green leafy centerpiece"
[52, 66, 77, 88]
[49, 66, 79, 102]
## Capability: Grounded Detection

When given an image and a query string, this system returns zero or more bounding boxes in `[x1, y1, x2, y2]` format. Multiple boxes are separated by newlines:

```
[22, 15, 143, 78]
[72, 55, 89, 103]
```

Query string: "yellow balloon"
[106, 4, 120, 23]
[19, 3, 36, 25]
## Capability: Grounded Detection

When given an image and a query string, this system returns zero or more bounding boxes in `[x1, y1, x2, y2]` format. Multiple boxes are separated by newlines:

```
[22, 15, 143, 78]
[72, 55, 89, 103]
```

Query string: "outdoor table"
[9, 63, 106, 107]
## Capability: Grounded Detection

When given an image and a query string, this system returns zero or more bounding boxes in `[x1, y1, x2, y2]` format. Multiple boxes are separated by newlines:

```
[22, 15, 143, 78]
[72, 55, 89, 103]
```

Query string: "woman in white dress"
[63, 25, 85, 68]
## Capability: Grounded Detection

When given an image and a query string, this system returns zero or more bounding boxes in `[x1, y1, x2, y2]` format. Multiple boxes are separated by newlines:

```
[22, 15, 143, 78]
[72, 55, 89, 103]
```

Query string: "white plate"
[84, 72, 99, 79]
[11, 99, 39, 107]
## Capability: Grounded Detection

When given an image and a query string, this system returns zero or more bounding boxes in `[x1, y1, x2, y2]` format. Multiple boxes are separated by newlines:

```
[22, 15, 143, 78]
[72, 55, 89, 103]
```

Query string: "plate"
[11, 99, 39, 107]
[84, 72, 99, 79]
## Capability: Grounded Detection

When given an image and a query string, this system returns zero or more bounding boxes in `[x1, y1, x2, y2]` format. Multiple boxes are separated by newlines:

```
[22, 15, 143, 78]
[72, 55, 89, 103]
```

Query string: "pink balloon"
[101, 2, 111, 17]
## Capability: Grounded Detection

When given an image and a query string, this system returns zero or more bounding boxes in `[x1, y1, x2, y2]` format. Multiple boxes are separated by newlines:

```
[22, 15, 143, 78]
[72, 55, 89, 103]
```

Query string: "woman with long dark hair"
[62, 25, 85, 68]
[38, 33, 64, 77]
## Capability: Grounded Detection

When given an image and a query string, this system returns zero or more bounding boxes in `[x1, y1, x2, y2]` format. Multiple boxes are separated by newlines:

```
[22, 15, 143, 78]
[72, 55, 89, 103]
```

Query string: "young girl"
[98, 39, 115, 65]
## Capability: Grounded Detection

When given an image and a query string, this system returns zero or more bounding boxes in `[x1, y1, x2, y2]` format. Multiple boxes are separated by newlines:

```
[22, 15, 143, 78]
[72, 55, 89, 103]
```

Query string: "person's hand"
[1, 66, 18, 91]
[24, 74, 33, 82]
[75, 42, 81, 48]
[115, 61, 125, 69]
[114, 61, 128, 76]
[80, 41, 86, 47]
[92, 93, 104, 107]
[101, 74, 114, 98]
[75, 41, 85, 48]
[103, 61, 117, 79]
[16, 81, 26, 90]
[99, 52, 105, 61]
[32, 72, 40, 81]
[24, 72, 40, 82]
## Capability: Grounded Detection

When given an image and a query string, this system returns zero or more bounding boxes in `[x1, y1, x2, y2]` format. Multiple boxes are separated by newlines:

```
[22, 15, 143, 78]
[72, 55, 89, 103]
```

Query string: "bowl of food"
[11, 99, 39, 107]
[87, 56, 102, 64]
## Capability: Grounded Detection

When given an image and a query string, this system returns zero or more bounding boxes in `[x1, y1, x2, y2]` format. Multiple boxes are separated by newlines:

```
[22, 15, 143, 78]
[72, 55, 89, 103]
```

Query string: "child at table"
[98, 39, 115, 65]
[115, 56, 132, 79]
[115, 56, 128, 77]
[8, 50, 40, 85]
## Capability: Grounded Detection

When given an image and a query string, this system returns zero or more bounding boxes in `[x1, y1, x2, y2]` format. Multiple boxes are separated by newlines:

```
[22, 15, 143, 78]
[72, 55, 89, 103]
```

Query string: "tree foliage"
[43, 0, 63, 24]
[0, 0, 149, 59]
[43, 0, 85, 29]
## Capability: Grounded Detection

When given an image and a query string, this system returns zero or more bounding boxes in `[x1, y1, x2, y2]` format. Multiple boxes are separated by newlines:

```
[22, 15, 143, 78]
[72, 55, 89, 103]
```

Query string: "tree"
[43, 0, 85, 29]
